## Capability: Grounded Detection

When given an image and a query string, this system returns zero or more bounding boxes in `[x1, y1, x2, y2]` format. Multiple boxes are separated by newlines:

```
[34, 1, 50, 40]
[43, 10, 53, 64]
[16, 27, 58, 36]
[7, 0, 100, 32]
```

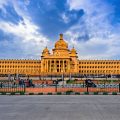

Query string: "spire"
[59, 33, 63, 40]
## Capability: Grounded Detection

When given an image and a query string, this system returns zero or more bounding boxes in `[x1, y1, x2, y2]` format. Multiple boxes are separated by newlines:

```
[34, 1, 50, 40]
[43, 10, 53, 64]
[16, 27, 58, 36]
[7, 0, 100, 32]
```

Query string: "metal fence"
[0, 80, 120, 93]
[0, 82, 25, 93]
[25, 82, 120, 93]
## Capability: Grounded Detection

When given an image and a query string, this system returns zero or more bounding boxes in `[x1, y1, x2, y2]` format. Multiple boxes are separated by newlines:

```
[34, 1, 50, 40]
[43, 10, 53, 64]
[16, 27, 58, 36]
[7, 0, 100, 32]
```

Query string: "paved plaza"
[0, 95, 120, 120]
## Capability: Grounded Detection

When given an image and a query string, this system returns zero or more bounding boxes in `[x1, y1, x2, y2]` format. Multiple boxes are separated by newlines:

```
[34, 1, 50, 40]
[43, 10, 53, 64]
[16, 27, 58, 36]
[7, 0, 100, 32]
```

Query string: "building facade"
[0, 34, 120, 76]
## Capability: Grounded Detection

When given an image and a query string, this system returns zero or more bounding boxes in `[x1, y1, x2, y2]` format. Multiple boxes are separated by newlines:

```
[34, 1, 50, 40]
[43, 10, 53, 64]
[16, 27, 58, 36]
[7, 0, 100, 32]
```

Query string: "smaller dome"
[42, 47, 50, 57]
[71, 47, 76, 54]
[43, 47, 49, 53]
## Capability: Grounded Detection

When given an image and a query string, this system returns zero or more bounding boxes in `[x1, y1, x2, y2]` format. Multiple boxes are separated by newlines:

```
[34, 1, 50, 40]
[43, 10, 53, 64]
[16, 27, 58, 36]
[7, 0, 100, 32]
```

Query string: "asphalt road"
[0, 95, 120, 120]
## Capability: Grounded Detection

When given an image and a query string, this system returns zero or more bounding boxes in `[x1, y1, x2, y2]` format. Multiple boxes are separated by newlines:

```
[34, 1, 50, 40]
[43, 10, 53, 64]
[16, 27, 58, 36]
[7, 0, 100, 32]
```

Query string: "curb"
[0, 92, 120, 95]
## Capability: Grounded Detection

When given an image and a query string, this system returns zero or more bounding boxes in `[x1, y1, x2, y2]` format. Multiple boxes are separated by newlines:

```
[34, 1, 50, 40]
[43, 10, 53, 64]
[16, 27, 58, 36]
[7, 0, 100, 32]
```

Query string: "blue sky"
[0, 0, 120, 59]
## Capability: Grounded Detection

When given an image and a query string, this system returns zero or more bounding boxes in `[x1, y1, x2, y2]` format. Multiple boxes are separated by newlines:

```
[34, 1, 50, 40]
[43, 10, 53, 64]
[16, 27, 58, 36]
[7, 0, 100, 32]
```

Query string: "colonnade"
[43, 59, 71, 73]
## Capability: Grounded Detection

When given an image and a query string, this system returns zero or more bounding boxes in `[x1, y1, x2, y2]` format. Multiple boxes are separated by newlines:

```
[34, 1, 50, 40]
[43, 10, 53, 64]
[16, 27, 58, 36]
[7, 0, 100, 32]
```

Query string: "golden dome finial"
[59, 33, 63, 40]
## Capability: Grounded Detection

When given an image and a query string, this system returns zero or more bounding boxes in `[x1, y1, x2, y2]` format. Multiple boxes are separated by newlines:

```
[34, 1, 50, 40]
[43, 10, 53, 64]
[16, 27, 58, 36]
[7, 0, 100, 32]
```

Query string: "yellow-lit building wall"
[79, 60, 120, 75]
[0, 59, 41, 76]
[0, 59, 120, 76]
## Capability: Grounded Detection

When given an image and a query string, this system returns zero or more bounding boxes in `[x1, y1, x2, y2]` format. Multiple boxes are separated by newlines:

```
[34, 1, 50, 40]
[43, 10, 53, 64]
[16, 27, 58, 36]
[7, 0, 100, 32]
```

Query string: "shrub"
[20, 92, 25, 95]
[47, 92, 52, 95]
[84, 92, 89, 95]
[66, 90, 73, 92]
[75, 92, 80, 95]
[94, 92, 98, 95]
[57, 92, 62, 95]
[38, 93, 43, 95]
[66, 90, 73, 95]
[11, 92, 15, 95]
[103, 92, 108, 95]
[1, 92, 6, 95]
[29, 93, 34, 95]
[112, 92, 117, 95]
[66, 92, 71, 95]
[66, 80, 75, 84]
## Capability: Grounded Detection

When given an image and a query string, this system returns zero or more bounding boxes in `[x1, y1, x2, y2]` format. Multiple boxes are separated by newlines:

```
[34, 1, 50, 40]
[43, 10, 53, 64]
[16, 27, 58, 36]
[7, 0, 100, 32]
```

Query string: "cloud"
[0, 0, 10, 14]
[0, 19, 49, 58]
[61, 13, 70, 23]
[65, 0, 120, 59]
[0, 19, 48, 43]
[0, 0, 49, 59]
[24, 0, 30, 6]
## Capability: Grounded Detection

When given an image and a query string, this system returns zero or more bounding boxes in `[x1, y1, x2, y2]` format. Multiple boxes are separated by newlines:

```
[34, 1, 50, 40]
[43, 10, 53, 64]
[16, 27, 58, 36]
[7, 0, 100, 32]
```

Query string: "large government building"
[0, 34, 120, 76]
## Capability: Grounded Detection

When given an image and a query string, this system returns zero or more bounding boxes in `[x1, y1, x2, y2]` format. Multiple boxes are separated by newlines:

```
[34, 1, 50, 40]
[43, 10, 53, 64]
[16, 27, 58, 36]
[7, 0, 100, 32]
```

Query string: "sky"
[0, 0, 120, 59]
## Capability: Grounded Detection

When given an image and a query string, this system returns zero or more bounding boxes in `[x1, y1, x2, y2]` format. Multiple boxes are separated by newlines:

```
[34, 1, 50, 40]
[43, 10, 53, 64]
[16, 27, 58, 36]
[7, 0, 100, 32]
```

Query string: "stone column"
[46, 60, 48, 72]
[45, 60, 47, 72]
[50, 60, 51, 72]
[47, 60, 48, 73]
[47, 60, 48, 72]
[54, 59, 56, 72]
[66, 60, 68, 73]
[59, 60, 60, 73]
[68, 60, 70, 72]
[63, 60, 64, 72]
[55, 59, 57, 72]
[44, 60, 46, 72]
[46, 60, 47, 72]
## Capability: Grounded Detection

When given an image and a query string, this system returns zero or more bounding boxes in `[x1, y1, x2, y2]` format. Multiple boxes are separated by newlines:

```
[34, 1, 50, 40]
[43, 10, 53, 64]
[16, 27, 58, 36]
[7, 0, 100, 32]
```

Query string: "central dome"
[55, 34, 68, 49]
